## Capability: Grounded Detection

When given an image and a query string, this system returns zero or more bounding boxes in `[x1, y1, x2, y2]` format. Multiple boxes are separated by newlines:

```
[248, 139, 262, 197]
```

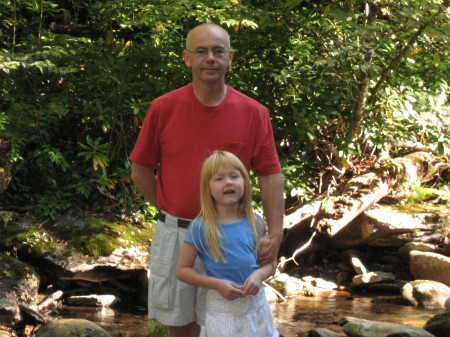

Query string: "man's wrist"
[267, 229, 283, 244]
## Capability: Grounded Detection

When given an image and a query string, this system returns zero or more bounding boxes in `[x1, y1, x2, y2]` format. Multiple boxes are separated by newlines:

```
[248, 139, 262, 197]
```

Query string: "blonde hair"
[195, 150, 263, 263]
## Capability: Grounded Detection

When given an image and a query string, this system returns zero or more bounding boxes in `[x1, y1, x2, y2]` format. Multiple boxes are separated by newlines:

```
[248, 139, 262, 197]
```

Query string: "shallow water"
[270, 294, 443, 336]
[56, 294, 445, 337]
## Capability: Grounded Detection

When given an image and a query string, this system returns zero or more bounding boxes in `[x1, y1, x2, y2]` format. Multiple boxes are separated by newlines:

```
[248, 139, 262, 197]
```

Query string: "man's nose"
[204, 50, 216, 61]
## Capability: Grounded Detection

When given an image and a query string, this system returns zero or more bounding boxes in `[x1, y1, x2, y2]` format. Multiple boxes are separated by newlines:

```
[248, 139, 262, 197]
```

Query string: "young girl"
[176, 150, 279, 337]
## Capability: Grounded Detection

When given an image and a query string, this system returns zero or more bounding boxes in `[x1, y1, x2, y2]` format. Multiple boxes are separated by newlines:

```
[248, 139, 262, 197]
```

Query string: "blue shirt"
[185, 217, 264, 285]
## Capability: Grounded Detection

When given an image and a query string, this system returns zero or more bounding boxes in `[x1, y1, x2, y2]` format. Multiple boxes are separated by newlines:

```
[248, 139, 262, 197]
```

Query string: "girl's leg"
[169, 322, 200, 337]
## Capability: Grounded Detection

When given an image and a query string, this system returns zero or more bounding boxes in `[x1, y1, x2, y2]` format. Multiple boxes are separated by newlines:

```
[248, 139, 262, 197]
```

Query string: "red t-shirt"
[130, 83, 281, 219]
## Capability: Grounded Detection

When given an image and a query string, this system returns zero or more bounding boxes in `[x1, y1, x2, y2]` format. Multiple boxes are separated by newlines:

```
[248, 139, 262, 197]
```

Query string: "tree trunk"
[280, 151, 446, 260]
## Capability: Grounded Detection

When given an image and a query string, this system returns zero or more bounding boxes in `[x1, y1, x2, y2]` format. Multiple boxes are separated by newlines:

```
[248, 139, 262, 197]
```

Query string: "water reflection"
[57, 305, 150, 337]
[56, 294, 445, 337]
[270, 294, 444, 337]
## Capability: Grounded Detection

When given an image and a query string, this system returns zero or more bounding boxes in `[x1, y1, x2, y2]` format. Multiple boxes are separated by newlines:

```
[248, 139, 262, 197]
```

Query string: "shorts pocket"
[148, 221, 178, 310]
[149, 261, 174, 309]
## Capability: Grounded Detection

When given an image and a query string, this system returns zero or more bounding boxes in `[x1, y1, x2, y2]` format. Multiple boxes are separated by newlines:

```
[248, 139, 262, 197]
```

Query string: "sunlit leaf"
[437, 142, 445, 156]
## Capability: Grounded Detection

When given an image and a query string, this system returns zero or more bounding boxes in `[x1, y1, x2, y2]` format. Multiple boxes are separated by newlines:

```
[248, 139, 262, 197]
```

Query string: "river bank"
[51, 292, 444, 337]
[1, 202, 449, 336]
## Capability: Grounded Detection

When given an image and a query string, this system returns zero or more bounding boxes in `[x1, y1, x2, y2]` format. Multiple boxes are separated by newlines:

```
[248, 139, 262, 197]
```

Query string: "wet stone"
[35, 319, 111, 337]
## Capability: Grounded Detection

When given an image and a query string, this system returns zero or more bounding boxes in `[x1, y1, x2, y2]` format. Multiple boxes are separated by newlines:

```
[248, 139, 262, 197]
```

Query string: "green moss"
[424, 214, 441, 223]
[0, 215, 155, 259]
[71, 233, 115, 258]
[395, 204, 426, 213]
[0, 224, 56, 255]
[67, 219, 154, 258]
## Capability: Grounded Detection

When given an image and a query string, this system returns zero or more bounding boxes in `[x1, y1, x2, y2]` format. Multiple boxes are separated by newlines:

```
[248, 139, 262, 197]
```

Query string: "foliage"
[0, 0, 449, 219]
[149, 320, 170, 337]
[402, 182, 450, 205]
[0, 223, 57, 255]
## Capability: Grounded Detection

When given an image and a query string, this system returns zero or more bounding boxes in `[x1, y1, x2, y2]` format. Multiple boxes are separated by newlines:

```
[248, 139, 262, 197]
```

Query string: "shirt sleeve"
[251, 106, 281, 176]
[129, 100, 161, 168]
[184, 219, 205, 253]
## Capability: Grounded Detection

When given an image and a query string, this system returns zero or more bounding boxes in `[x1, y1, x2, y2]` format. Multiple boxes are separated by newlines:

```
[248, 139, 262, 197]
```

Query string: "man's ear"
[227, 50, 234, 68]
[183, 50, 192, 67]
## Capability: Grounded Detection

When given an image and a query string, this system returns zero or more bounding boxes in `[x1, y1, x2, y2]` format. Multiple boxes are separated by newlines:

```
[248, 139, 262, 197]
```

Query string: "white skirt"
[205, 287, 279, 337]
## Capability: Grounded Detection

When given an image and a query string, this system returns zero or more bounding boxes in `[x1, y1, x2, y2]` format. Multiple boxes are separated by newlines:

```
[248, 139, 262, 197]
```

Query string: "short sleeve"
[251, 106, 281, 176]
[185, 219, 205, 253]
[129, 100, 161, 168]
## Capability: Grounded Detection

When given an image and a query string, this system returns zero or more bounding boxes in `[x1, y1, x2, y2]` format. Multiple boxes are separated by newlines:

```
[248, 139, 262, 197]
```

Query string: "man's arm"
[258, 172, 284, 264]
[130, 162, 158, 207]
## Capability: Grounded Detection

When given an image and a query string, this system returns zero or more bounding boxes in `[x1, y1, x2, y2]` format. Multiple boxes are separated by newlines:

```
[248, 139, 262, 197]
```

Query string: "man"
[130, 23, 284, 337]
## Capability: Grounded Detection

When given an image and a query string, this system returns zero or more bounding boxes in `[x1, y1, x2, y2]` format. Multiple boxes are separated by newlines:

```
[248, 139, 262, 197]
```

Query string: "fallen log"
[280, 151, 447, 261]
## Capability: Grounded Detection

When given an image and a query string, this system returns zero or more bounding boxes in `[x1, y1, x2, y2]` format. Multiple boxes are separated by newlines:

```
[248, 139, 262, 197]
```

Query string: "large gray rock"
[423, 312, 450, 337]
[0, 253, 40, 305]
[336, 317, 370, 326]
[352, 271, 396, 287]
[402, 279, 450, 309]
[308, 327, 342, 337]
[66, 294, 120, 307]
[410, 251, 450, 287]
[0, 292, 20, 326]
[398, 243, 436, 260]
[35, 319, 111, 337]
[343, 320, 435, 337]
[0, 254, 40, 326]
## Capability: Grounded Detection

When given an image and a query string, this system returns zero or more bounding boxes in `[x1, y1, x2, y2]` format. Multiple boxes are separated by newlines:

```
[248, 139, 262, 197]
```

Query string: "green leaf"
[437, 142, 445, 156]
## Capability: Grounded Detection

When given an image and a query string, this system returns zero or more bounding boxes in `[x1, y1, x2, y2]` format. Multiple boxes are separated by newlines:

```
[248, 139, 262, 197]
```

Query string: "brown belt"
[157, 212, 191, 228]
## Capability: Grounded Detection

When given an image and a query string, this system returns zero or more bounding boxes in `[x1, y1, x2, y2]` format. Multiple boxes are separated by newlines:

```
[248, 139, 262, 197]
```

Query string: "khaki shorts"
[148, 211, 206, 326]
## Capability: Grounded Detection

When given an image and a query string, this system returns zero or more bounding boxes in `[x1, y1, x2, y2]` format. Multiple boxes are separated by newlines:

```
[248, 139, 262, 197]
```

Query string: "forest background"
[0, 0, 449, 222]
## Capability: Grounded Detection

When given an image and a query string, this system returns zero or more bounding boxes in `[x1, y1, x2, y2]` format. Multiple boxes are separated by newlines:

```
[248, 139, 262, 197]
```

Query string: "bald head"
[186, 23, 231, 50]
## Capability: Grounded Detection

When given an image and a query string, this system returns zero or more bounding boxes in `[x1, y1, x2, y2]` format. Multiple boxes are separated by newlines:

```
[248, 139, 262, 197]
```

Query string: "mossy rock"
[0, 253, 39, 306]
[0, 215, 155, 259]
[66, 218, 154, 258]
[35, 319, 111, 337]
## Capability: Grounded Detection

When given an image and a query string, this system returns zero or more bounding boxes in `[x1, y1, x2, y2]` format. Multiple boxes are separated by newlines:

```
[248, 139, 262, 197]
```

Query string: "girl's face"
[209, 166, 244, 209]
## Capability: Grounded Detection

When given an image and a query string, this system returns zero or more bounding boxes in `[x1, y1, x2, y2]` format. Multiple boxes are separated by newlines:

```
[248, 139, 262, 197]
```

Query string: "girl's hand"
[216, 279, 243, 301]
[242, 271, 263, 296]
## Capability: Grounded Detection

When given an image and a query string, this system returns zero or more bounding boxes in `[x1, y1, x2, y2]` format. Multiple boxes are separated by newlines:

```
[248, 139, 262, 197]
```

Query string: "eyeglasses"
[186, 47, 231, 59]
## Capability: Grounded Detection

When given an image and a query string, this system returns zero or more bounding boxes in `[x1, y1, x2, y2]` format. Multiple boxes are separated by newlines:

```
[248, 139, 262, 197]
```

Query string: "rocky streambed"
[0, 205, 449, 337]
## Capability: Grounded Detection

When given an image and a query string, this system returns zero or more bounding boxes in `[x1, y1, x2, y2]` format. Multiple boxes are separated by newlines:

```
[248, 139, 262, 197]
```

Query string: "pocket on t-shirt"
[217, 141, 248, 164]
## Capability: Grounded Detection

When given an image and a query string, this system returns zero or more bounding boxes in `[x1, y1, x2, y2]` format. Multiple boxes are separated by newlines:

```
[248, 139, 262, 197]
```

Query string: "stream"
[54, 293, 444, 337]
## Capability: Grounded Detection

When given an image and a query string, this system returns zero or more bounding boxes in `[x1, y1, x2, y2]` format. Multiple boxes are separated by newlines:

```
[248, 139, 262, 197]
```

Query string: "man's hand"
[257, 233, 281, 266]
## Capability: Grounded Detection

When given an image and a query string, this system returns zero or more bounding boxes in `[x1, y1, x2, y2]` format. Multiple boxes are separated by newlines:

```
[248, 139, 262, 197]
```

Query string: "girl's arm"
[176, 242, 243, 301]
[242, 260, 276, 297]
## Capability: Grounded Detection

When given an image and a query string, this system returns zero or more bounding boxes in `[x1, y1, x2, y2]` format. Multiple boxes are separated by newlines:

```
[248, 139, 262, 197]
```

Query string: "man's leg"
[169, 322, 200, 337]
